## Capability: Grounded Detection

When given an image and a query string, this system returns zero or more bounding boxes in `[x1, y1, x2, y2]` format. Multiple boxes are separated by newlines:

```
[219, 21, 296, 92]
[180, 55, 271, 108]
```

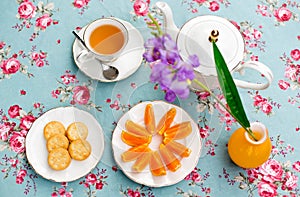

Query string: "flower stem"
[148, 13, 163, 36]
[191, 79, 258, 141]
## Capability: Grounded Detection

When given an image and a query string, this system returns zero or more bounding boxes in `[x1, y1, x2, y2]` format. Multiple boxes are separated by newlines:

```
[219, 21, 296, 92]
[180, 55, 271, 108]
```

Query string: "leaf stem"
[192, 79, 258, 141]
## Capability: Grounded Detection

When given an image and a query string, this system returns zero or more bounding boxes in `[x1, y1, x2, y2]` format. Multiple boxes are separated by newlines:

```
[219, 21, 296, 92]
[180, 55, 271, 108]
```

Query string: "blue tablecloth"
[0, 0, 299, 196]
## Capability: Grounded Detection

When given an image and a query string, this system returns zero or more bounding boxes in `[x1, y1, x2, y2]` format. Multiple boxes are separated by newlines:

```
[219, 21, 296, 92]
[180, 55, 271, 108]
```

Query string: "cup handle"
[233, 61, 273, 90]
[76, 49, 94, 63]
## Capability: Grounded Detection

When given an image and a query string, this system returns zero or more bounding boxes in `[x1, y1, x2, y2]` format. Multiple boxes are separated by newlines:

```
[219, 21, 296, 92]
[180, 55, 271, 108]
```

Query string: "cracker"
[66, 122, 88, 141]
[48, 148, 71, 170]
[68, 139, 91, 161]
[47, 134, 69, 152]
[44, 121, 66, 140]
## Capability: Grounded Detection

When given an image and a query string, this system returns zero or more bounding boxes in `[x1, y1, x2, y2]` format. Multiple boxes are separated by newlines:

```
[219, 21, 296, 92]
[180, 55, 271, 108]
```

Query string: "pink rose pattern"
[14, 0, 59, 41]
[52, 70, 102, 111]
[0, 103, 44, 194]
[224, 136, 300, 196]
[278, 49, 300, 109]
[256, 0, 300, 26]
[0, 0, 299, 196]
[181, 0, 231, 13]
[120, 184, 154, 197]
[0, 43, 49, 80]
[73, 0, 91, 15]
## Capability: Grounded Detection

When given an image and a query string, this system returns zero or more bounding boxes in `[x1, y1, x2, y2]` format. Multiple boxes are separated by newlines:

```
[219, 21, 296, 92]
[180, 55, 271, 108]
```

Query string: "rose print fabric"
[0, 0, 299, 197]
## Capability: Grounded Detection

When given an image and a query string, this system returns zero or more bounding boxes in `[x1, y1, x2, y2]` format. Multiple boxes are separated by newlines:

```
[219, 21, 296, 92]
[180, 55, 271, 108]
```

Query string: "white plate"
[26, 107, 105, 182]
[72, 19, 144, 82]
[112, 101, 202, 187]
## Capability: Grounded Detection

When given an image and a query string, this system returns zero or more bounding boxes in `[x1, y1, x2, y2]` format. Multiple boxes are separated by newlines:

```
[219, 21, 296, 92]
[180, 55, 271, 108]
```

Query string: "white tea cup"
[77, 18, 129, 63]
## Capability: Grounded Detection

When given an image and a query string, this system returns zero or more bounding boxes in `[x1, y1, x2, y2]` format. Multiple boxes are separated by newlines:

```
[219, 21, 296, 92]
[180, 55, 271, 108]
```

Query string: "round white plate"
[112, 101, 202, 187]
[72, 19, 145, 82]
[26, 106, 105, 182]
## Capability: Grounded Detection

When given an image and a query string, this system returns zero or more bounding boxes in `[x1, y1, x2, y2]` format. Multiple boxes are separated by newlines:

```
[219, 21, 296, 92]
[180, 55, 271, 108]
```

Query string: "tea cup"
[76, 18, 129, 63]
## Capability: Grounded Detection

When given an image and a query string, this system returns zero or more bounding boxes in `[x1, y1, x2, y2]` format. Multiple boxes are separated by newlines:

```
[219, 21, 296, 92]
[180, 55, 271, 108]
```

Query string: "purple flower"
[143, 37, 163, 62]
[170, 80, 190, 99]
[165, 90, 176, 102]
[176, 62, 195, 81]
[144, 34, 200, 102]
[188, 54, 200, 68]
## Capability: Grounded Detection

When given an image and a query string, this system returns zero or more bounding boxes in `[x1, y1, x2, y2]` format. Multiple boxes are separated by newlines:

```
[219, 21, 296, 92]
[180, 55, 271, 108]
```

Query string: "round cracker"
[68, 139, 91, 161]
[66, 122, 88, 141]
[47, 134, 69, 152]
[44, 121, 66, 140]
[48, 148, 71, 170]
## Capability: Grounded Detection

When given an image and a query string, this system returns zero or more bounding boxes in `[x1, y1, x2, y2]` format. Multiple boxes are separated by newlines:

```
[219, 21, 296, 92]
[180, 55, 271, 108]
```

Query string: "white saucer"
[72, 19, 145, 82]
[26, 107, 105, 182]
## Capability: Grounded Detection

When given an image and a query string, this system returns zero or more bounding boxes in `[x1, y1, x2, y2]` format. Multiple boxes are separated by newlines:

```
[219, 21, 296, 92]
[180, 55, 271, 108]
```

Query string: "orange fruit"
[132, 151, 152, 172]
[121, 131, 152, 147]
[150, 151, 166, 176]
[163, 121, 192, 144]
[157, 108, 177, 135]
[144, 104, 156, 134]
[159, 144, 181, 172]
[121, 144, 151, 162]
[164, 140, 191, 157]
[125, 120, 149, 136]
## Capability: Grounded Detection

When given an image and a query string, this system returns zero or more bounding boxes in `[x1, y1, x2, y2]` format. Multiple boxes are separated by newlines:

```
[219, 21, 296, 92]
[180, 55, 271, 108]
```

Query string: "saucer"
[72, 19, 145, 82]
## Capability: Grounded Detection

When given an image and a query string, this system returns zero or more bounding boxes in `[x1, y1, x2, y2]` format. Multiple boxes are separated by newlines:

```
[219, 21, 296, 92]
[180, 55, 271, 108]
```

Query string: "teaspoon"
[72, 31, 119, 80]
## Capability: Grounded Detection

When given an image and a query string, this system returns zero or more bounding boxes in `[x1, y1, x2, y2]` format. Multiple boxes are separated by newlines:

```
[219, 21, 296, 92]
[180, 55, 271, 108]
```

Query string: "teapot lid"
[177, 15, 244, 76]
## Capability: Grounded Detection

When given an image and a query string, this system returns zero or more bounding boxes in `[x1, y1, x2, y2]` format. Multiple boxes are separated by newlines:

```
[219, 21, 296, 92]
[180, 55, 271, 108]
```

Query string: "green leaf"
[212, 42, 250, 129]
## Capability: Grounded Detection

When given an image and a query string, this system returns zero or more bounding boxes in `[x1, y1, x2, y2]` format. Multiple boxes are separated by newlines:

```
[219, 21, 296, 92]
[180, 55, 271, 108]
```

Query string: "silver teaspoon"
[72, 31, 119, 80]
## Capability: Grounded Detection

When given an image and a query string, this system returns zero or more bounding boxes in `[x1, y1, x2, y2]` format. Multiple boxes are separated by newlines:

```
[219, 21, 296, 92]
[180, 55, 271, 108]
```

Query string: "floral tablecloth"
[0, 0, 300, 196]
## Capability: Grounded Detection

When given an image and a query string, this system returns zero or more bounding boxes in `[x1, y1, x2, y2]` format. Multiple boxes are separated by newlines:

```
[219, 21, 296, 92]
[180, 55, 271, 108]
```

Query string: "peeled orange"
[125, 120, 149, 136]
[159, 144, 181, 172]
[157, 108, 176, 135]
[164, 140, 191, 157]
[132, 151, 152, 172]
[121, 131, 152, 147]
[150, 151, 167, 176]
[144, 104, 156, 134]
[121, 144, 151, 162]
[163, 121, 192, 144]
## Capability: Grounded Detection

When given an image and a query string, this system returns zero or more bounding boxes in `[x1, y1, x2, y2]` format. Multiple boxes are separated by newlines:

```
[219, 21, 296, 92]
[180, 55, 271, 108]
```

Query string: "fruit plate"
[112, 101, 202, 187]
[25, 106, 105, 182]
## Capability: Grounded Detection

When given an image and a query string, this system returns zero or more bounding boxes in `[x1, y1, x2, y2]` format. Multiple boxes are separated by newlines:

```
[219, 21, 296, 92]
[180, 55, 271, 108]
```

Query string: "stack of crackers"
[44, 121, 92, 170]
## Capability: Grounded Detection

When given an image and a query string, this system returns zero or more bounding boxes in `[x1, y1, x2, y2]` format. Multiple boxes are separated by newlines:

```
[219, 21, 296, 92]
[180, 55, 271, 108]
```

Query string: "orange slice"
[121, 144, 151, 162]
[121, 131, 152, 147]
[150, 151, 166, 176]
[163, 121, 192, 144]
[165, 140, 191, 157]
[132, 151, 152, 172]
[144, 104, 156, 134]
[125, 120, 149, 136]
[159, 144, 181, 172]
[157, 108, 177, 135]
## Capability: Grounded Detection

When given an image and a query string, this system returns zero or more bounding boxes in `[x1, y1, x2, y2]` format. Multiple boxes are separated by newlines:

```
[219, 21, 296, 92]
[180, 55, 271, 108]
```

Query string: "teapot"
[155, 2, 273, 91]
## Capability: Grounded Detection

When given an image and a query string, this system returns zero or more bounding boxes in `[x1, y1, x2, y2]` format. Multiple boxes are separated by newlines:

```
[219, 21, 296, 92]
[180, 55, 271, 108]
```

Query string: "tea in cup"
[77, 18, 129, 63]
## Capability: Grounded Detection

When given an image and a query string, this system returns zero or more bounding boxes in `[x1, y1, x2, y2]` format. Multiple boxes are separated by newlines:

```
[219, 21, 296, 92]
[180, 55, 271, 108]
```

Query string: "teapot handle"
[233, 61, 273, 90]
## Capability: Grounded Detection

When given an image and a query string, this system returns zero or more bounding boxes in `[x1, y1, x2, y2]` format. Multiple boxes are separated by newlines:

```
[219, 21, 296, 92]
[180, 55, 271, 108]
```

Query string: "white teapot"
[155, 2, 273, 91]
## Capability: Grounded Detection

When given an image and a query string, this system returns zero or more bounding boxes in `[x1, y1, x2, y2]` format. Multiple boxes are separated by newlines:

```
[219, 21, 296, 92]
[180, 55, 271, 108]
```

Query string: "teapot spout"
[155, 2, 179, 40]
